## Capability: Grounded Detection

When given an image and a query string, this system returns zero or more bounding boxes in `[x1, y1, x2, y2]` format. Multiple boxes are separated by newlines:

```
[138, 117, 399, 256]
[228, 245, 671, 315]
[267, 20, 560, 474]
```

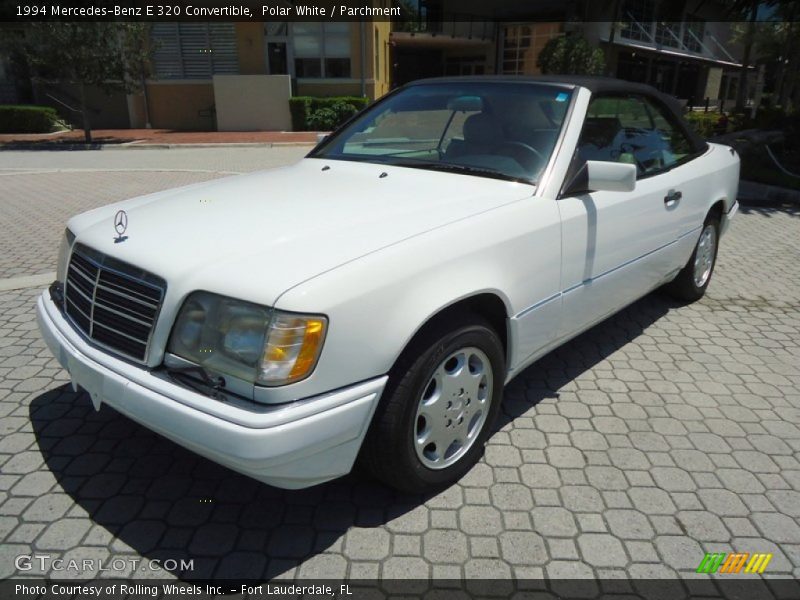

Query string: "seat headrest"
[463, 113, 501, 145]
[581, 117, 622, 148]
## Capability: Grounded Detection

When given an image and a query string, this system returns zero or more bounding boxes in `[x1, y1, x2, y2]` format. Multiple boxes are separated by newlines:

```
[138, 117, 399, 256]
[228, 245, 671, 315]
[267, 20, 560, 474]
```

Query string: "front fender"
[273, 196, 562, 401]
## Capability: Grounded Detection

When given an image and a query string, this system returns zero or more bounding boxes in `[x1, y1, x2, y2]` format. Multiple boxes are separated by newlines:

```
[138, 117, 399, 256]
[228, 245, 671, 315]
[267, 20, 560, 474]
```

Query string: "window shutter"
[151, 23, 238, 79]
[179, 23, 212, 78]
[151, 23, 183, 79]
[208, 24, 239, 74]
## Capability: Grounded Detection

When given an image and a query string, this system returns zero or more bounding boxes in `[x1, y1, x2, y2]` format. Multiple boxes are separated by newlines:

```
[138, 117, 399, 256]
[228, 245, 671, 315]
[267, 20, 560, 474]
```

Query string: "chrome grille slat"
[92, 319, 151, 344]
[65, 279, 94, 304]
[64, 244, 166, 363]
[92, 300, 153, 327]
[65, 296, 92, 322]
[95, 282, 159, 309]
[68, 263, 97, 286]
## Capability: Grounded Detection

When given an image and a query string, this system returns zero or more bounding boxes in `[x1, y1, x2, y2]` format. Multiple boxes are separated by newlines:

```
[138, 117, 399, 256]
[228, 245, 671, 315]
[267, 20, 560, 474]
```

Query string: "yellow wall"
[145, 83, 216, 130]
[370, 20, 392, 98]
[519, 23, 562, 75]
[530, 23, 562, 74]
[143, 20, 389, 130]
[235, 23, 266, 75]
[292, 19, 390, 101]
[296, 82, 363, 97]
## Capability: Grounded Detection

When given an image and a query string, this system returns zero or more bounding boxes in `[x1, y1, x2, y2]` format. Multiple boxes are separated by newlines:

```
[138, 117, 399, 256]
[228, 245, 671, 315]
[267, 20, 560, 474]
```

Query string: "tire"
[359, 315, 505, 493]
[664, 216, 720, 302]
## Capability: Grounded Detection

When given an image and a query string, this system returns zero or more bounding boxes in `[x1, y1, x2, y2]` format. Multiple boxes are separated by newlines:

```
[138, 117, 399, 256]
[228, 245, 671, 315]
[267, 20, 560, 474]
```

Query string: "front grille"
[64, 244, 166, 362]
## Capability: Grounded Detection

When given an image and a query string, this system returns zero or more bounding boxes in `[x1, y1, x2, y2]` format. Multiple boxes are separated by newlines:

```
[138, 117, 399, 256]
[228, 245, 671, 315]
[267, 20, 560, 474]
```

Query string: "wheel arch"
[708, 198, 726, 222]
[388, 291, 511, 379]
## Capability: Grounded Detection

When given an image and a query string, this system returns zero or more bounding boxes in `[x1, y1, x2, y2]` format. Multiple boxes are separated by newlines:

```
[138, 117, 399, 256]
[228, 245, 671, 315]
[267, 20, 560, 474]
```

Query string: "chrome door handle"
[664, 190, 682, 206]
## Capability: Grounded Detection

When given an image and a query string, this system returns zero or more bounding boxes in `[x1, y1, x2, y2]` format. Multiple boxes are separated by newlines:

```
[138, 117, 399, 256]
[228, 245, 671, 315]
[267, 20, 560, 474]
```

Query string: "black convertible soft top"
[411, 75, 708, 154]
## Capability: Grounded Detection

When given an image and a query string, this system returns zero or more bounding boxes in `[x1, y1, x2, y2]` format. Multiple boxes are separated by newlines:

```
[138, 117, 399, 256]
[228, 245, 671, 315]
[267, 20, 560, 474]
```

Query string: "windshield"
[309, 81, 573, 184]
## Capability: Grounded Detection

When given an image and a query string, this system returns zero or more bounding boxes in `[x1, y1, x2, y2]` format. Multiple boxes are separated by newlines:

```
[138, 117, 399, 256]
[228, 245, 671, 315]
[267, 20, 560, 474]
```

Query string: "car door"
[557, 94, 688, 337]
[638, 95, 710, 269]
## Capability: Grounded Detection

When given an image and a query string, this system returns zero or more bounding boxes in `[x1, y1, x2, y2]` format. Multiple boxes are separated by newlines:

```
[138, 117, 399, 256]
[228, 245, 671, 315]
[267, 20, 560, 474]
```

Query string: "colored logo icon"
[696, 552, 772, 574]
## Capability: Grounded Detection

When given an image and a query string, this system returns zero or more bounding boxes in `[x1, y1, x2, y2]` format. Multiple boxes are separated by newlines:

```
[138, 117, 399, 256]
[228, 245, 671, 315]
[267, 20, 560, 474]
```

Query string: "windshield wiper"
[389, 159, 534, 184]
[165, 365, 229, 399]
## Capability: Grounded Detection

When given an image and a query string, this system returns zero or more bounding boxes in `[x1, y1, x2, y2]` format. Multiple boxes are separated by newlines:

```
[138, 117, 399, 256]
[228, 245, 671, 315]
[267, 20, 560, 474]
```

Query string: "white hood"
[69, 158, 533, 306]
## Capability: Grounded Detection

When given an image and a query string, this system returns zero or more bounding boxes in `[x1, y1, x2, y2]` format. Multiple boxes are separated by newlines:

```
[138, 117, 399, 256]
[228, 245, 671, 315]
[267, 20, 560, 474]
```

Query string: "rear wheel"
[359, 316, 504, 493]
[664, 216, 719, 302]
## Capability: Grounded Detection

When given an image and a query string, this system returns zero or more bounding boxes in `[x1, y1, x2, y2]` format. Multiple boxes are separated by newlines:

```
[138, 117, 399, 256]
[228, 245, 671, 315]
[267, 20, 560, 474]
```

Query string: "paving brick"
[35, 519, 91, 550]
[605, 510, 654, 541]
[489, 483, 533, 511]
[578, 533, 628, 567]
[654, 536, 705, 571]
[423, 530, 468, 564]
[498, 531, 547, 565]
[531, 506, 578, 538]
[750, 513, 800, 544]
[697, 489, 750, 517]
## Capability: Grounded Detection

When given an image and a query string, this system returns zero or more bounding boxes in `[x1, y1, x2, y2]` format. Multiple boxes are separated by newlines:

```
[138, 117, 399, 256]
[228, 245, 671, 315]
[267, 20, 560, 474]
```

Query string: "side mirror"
[564, 160, 637, 195]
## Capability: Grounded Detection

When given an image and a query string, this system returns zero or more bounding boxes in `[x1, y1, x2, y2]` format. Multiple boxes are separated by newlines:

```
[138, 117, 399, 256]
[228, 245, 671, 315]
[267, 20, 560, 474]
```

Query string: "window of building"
[501, 24, 560, 75]
[151, 23, 238, 79]
[501, 25, 531, 74]
[620, 0, 656, 42]
[445, 56, 486, 76]
[579, 95, 693, 178]
[655, 22, 681, 48]
[293, 23, 351, 79]
[683, 18, 705, 52]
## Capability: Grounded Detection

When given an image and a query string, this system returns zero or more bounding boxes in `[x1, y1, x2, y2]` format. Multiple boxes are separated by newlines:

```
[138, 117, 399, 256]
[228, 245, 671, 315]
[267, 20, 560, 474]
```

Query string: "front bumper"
[36, 291, 387, 489]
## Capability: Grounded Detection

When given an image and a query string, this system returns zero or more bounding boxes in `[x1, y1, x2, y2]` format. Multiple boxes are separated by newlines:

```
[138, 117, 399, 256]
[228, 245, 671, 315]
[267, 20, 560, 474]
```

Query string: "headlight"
[56, 228, 76, 283]
[168, 291, 327, 387]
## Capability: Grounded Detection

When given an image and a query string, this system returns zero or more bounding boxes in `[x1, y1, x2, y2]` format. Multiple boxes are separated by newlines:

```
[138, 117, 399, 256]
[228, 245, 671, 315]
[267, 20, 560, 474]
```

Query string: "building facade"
[3, 0, 754, 131]
[391, 0, 750, 109]
[578, 0, 748, 109]
[7, 20, 391, 131]
[130, 20, 392, 130]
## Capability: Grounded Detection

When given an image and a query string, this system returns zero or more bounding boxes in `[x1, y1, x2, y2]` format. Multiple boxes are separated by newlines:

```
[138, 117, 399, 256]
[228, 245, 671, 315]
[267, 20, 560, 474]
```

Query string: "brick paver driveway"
[1, 148, 799, 585]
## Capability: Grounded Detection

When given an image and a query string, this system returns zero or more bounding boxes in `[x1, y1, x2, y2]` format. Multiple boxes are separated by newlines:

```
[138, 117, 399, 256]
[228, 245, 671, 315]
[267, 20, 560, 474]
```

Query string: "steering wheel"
[495, 141, 545, 173]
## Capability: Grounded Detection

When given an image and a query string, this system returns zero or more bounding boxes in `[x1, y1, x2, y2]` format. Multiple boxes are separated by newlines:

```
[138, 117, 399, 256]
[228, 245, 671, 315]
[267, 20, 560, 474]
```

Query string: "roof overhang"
[390, 31, 493, 49]
[606, 38, 744, 68]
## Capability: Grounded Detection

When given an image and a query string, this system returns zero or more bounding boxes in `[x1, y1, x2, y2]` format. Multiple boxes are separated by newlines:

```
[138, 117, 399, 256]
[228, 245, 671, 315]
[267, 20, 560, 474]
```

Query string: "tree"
[751, 2, 800, 110]
[726, 0, 799, 112]
[393, 0, 423, 33]
[537, 34, 605, 76]
[733, 0, 761, 112]
[2, 23, 151, 143]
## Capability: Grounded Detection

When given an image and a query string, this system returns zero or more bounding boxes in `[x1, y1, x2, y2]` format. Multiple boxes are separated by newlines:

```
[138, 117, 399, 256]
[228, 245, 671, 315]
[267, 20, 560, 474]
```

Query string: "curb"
[0, 272, 55, 292]
[0, 141, 317, 151]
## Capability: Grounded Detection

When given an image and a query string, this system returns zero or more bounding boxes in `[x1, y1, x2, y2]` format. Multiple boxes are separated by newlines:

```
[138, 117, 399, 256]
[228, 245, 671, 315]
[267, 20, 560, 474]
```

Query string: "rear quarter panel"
[676, 142, 740, 239]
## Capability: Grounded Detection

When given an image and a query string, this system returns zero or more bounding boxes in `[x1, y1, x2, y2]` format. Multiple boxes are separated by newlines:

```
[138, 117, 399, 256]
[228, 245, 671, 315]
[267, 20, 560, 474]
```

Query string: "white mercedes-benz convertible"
[37, 76, 739, 492]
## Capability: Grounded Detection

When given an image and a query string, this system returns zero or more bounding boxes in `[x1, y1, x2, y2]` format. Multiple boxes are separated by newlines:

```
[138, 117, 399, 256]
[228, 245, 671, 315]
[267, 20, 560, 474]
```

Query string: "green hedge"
[0, 105, 59, 133]
[289, 96, 369, 131]
[684, 111, 726, 138]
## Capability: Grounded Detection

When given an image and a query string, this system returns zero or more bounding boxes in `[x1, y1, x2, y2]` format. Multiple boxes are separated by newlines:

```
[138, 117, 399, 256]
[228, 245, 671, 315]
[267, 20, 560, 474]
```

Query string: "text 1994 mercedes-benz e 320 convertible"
[37, 76, 739, 492]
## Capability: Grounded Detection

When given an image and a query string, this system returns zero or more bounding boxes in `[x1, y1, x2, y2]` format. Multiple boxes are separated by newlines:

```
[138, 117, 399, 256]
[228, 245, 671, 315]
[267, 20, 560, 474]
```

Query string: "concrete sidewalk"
[0, 128, 322, 148]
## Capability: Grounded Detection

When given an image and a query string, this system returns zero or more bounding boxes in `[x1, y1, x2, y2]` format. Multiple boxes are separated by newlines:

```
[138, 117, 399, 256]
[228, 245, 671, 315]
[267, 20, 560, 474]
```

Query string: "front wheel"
[664, 217, 719, 302]
[359, 317, 505, 493]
